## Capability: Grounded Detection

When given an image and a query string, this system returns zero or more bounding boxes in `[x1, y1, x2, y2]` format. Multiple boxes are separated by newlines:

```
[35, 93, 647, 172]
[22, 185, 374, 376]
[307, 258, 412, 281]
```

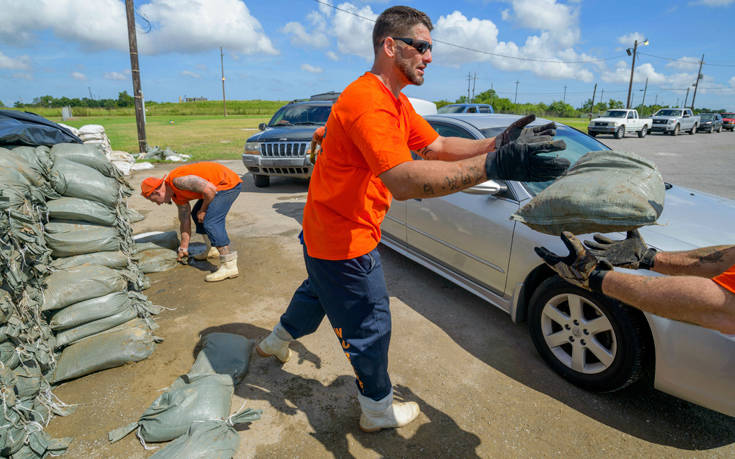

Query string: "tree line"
[12, 91, 135, 109]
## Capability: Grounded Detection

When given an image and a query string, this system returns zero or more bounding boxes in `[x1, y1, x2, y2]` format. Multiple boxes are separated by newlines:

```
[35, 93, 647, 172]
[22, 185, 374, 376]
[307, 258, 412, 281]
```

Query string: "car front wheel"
[253, 174, 270, 188]
[637, 126, 647, 138]
[528, 277, 649, 392]
[614, 126, 625, 139]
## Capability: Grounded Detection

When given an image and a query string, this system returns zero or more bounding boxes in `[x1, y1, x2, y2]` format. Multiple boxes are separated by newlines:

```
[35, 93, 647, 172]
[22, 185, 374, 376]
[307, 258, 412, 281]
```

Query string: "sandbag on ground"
[42, 265, 127, 311]
[45, 225, 121, 257]
[190, 333, 254, 384]
[54, 307, 139, 348]
[512, 150, 665, 235]
[150, 409, 262, 459]
[136, 248, 178, 273]
[51, 325, 157, 383]
[49, 291, 130, 331]
[47, 197, 118, 226]
[50, 250, 129, 270]
[133, 231, 180, 251]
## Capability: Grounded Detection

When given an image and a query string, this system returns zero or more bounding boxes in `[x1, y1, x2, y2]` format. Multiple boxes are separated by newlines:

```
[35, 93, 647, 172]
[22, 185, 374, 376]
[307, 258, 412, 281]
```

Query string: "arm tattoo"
[416, 146, 434, 160]
[423, 184, 435, 195]
[177, 204, 190, 221]
[689, 245, 732, 264]
[173, 175, 210, 193]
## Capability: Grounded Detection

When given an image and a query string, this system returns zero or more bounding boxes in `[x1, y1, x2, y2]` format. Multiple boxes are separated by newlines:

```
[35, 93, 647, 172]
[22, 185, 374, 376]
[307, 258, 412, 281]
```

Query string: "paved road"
[598, 129, 735, 200]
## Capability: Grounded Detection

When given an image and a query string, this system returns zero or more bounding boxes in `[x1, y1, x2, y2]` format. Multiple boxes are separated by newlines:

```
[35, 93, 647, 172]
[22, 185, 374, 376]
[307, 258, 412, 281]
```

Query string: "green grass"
[53, 115, 270, 161]
[545, 117, 589, 131]
[17, 100, 287, 118]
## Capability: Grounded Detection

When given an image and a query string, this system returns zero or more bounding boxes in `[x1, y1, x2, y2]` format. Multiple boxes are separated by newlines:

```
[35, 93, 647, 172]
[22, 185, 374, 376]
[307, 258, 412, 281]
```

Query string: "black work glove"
[584, 229, 657, 269]
[496, 114, 557, 148]
[535, 232, 612, 292]
[485, 140, 569, 182]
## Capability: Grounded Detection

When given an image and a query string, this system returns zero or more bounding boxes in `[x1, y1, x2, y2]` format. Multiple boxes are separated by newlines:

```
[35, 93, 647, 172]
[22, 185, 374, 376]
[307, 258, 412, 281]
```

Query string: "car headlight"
[667, 119, 676, 124]
[244, 142, 262, 155]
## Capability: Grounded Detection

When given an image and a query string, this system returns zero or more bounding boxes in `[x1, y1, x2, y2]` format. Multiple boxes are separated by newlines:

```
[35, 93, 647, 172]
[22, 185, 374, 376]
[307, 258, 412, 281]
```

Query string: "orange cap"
[141, 176, 165, 197]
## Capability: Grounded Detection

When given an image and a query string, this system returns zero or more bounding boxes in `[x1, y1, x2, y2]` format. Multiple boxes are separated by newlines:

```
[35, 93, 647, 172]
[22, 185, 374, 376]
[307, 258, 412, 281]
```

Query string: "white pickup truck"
[587, 109, 652, 138]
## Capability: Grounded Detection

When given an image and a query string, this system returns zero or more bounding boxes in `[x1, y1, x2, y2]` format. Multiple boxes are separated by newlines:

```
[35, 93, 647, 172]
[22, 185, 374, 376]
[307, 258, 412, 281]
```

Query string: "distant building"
[183, 97, 208, 102]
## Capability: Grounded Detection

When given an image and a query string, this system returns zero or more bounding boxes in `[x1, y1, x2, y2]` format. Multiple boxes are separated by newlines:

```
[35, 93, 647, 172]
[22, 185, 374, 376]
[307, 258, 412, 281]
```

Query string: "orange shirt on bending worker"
[165, 162, 242, 205]
[713, 264, 735, 294]
[303, 72, 438, 260]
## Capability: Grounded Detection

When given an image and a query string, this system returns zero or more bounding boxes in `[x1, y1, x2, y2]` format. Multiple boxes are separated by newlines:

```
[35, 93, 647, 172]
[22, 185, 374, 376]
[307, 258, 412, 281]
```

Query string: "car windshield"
[603, 110, 627, 118]
[699, 114, 714, 120]
[723, 113, 735, 119]
[438, 105, 466, 113]
[269, 104, 331, 126]
[656, 109, 682, 117]
[478, 125, 610, 196]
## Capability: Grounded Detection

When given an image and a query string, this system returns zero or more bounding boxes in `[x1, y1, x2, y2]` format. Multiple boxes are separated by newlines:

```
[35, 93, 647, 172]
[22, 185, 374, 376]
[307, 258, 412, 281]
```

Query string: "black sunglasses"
[392, 37, 432, 54]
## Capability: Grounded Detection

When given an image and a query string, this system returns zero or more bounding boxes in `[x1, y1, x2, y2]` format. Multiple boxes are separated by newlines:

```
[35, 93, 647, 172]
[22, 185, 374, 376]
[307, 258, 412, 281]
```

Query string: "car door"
[405, 121, 518, 294]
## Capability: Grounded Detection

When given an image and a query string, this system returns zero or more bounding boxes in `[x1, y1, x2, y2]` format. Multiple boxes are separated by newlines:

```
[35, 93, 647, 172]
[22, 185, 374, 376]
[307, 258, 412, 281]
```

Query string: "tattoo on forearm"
[177, 205, 189, 221]
[423, 184, 435, 195]
[173, 175, 210, 193]
[417, 146, 433, 159]
[688, 245, 732, 264]
[444, 175, 459, 191]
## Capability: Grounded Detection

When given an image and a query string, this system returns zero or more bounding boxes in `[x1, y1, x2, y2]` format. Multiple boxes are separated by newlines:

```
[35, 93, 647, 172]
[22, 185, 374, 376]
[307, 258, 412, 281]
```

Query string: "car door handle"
[413, 198, 422, 202]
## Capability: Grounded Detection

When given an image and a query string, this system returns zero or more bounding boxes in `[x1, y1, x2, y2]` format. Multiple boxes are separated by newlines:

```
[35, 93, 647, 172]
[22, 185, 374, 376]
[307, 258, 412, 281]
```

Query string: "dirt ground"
[46, 160, 735, 458]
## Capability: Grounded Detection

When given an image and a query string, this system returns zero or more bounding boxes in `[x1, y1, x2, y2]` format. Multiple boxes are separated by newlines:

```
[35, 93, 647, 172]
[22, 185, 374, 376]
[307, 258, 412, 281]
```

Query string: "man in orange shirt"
[257, 6, 569, 432]
[536, 231, 735, 334]
[140, 162, 242, 282]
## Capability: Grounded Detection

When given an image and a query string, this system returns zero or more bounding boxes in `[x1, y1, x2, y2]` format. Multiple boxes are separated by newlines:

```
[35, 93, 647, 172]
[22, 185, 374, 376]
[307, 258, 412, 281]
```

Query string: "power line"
[638, 51, 735, 67]
[312, 0, 622, 65]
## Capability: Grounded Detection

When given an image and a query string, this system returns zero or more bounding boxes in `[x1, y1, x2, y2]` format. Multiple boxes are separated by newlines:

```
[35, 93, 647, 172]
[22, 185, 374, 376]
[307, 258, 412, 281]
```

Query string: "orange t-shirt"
[166, 162, 242, 205]
[713, 264, 735, 294]
[302, 72, 438, 260]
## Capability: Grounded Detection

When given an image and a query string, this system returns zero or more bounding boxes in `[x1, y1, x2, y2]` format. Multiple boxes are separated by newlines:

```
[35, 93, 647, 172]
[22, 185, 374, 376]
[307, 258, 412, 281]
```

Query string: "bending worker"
[140, 161, 242, 282]
[257, 5, 569, 433]
[536, 230, 735, 334]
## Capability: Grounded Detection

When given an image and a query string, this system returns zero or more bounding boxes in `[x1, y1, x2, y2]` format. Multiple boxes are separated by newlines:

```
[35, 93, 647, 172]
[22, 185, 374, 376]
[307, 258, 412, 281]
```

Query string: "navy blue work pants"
[191, 182, 242, 247]
[279, 243, 392, 401]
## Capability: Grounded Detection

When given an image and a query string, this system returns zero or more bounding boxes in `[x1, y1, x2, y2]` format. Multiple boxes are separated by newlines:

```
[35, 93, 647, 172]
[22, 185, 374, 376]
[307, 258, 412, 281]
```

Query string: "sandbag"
[0, 288, 14, 324]
[108, 373, 234, 443]
[51, 325, 156, 383]
[42, 265, 127, 311]
[13, 361, 43, 399]
[54, 307, 138, 348]
[137, 248, 178, 273]
[511, 151, 665, 235]
[0, 341, 20, 369]
[0, 408, 25, 456]
[190, 333, 253, 384]
[47, 197, 117, 226]
[51, 142, 118, 178]
[45, 225, 121, 258]
[8, 431, 72, 459]
[149, 409, 262, 459]
[128, 208, 145, 223]
[44, 220, 106, 234]
[52, 159, 121, 207]
[50, 251, 129, 270]
[133, 231, 180, 251]
[49, 292, 130, 331]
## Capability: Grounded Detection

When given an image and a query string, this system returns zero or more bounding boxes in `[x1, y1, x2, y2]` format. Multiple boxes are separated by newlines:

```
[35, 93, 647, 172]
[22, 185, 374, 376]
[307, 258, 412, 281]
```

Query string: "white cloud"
[282, 21, 329, 48]
[0, 0, 276, 56]
[691, 0, 734, 5]
[181, 70, 201, 79]
[617, 32, 645, 46]
[601, 60, 670, 85]
[666, 56, 700, 71]
[332, 3, 378, 60]
[103, 71, 126, 80]
[326, 51, 339, 61]
[0, 52, 31, 70]
[71, 71, 86, 81]
[501, 9, 511, 21]
[508, 0, 579, 47]
[301, 64, 323, 73]
[730, 76, 735, 87]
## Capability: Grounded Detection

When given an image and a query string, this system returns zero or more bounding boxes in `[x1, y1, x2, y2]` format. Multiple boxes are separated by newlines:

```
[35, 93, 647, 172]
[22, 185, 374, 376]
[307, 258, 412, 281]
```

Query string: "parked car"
[587, 109, 652, 138]
[242, 92, 338, 187]
[650, 108, 700, 135]
[696, 113, 723, 133]
[437, 103, 494, 114]
[722, 113, 735, 132]
[381, 113, 735, 416]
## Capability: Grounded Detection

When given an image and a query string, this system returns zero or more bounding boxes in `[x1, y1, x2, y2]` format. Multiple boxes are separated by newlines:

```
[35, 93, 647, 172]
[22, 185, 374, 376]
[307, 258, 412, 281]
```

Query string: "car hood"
[652, 116, 679, 120]
[247, 126, 320, 142]
[590, 117, 626, 123]
[639, 184, 735, 251]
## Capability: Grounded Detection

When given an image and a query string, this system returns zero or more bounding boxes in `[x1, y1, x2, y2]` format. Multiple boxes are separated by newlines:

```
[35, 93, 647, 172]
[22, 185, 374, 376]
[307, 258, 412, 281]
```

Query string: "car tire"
[637, 126, 647, 138]
[614, 126, 625, 139]
[689, 124, 697, 135]
[717, 126, 722, 133]
[588, 131, 597, 137]
[710, 126, 714, 134]
[672, 124, 680, 136]
[528, 276, 648, 393]
[253, 174, 270, 188]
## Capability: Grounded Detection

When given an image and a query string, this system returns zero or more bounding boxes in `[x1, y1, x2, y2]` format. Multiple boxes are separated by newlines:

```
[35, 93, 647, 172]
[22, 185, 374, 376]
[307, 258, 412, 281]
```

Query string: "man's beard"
[397, 51, 424, 85]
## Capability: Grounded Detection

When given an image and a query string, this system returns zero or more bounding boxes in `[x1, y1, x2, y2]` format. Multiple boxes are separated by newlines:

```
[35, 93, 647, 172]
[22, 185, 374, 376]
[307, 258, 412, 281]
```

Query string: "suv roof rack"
[310, 91, 341, 101]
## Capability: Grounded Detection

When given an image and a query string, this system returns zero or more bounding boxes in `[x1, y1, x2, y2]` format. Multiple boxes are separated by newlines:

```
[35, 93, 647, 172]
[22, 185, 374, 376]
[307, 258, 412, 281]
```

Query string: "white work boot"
[205, 251, 238, 282]
[256, 322, 293, 363]
[358, 389, 420, 433]
[193, 236, 219, 261]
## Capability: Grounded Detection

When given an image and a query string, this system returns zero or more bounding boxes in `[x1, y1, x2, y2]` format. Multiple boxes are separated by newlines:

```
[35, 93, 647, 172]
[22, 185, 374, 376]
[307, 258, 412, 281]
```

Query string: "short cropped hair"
[372, 6, 433, 54]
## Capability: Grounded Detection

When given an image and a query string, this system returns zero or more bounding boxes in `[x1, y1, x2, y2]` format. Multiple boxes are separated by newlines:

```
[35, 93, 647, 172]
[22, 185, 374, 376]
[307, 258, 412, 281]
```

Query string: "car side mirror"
[258, 122, 267, 131]
[462, 180, 508, 195]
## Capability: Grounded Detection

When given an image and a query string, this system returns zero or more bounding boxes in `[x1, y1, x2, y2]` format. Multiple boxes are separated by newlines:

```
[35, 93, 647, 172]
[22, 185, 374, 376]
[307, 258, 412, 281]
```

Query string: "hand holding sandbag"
[535, 231, 611, 291]
[584, 229, 657, 269]
[485, 140, 569, 182]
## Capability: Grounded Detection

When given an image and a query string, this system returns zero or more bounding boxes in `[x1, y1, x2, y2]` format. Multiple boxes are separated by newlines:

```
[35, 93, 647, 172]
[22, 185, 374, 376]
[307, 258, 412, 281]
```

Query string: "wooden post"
[125, 0, 147, 153]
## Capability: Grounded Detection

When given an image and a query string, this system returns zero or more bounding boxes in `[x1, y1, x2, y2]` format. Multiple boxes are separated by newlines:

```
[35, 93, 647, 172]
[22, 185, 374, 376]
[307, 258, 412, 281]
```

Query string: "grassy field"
[45, 111, 590, 162]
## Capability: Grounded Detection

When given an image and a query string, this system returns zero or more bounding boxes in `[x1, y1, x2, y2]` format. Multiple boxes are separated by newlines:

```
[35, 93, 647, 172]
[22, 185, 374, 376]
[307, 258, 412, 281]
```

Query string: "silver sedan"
[381, 113, 735, 417]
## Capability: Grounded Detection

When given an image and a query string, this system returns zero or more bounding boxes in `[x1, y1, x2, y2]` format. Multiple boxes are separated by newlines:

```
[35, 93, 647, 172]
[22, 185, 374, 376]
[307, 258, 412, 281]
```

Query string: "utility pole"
[514, 80, 519, 104]
[640, 77, 648, 106]
[220, 46, 227, 117]
[472, 72, 477, 101]
[562, 85, 567, 104]
[589, 83, 597, 117]
[600, 88, 605, 103]
[625, 38, 648, 109]
[125, 0, 147, 154]
[690, 54, 704, 110]
[683, 87, 690, 107]
[88, 86, 94, 100]
[654, 93, 658, 106]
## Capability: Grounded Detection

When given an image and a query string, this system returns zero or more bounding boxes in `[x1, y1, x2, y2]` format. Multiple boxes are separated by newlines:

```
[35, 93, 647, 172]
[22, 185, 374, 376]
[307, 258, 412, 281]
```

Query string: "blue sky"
[2, 0, 735, 110]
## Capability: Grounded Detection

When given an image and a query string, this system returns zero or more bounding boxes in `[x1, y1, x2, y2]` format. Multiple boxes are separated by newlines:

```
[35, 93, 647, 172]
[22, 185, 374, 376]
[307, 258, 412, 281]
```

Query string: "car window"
[467, 107, 477, 113]
[437, 105, 465, 114]
[479, 106, 490, 113]
[269, 104, 331, 126]
[430, 123, 476, 139]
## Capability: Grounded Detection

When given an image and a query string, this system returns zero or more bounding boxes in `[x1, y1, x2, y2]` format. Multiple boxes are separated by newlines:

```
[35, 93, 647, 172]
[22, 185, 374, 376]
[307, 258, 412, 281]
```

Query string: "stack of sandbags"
[77, 124, 112, 157]
[0, 149, 73, 457]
